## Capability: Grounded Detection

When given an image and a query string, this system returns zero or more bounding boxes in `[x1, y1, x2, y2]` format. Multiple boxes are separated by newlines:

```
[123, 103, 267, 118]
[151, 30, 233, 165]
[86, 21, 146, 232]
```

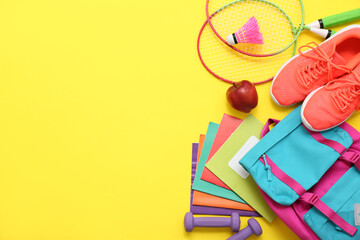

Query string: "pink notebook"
[200, 114, 243, 189]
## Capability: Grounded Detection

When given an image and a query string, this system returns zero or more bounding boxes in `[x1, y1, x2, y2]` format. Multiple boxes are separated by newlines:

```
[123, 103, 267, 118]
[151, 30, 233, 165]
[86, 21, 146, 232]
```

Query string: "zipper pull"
[262, 154, 272, 182]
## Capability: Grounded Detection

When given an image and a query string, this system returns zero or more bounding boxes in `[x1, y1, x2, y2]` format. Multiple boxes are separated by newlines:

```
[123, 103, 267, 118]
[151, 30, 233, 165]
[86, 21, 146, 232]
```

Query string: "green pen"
[306, 8, 360, 29]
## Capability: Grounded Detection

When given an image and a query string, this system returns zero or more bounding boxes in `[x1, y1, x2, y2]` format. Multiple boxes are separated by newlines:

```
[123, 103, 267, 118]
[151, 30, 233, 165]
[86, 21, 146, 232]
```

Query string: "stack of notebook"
[189, 113, 276, 223]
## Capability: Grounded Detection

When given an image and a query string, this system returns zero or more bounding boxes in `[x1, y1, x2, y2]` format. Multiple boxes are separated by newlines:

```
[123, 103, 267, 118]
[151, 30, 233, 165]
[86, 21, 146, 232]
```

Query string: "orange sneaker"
[301, 64, 360, 132]
[271, 25, 360, 107]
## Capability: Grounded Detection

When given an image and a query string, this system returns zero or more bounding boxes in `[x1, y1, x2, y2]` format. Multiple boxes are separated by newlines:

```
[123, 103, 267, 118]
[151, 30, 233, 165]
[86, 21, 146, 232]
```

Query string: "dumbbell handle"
[194, 217, 232, 227]
[184, 212, 240, 232]
[227, 218, 262, 240]
[227, 227, 252, 240]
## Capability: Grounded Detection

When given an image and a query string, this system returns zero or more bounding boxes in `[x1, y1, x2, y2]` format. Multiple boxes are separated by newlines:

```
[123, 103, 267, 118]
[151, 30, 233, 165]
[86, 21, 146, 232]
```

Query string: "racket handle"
[307, 8, 360, 29]
[323, 8, 360, 28]
[307, 27, 334, 39]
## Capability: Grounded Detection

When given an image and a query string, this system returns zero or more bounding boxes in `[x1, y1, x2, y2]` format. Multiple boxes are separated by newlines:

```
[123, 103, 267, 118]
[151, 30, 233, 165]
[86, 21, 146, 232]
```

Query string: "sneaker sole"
[270, 24, 360, 107]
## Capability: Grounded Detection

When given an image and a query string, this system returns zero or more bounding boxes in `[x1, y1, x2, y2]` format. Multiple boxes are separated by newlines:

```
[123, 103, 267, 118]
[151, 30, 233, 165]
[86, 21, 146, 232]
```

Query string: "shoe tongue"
[331, 42, 360, 69]
[320, 42, 347, 66]
[331, 49, 347, 66]
[328, 50, 348, 79]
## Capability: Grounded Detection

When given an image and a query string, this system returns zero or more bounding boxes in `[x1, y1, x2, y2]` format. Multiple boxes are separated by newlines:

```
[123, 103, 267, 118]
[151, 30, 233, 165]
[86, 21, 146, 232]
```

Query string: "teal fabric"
[239, 106, 302, 168]
[266, 124, 352, 190]
[303, 166, 360, 240]
[250, 156, 300, 205]
[321, 126, 353, 147]
[240, 106, 353, 205]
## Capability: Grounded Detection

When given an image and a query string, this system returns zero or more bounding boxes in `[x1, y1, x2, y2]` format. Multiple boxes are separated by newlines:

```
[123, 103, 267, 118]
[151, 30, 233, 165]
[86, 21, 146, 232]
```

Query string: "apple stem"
[232, 82, 237, 88]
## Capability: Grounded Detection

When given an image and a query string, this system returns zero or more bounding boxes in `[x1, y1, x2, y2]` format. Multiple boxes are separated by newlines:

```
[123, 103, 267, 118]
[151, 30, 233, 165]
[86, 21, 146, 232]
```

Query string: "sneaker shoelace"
[297, 42, 351, 87]
[326, 71, 360, 113]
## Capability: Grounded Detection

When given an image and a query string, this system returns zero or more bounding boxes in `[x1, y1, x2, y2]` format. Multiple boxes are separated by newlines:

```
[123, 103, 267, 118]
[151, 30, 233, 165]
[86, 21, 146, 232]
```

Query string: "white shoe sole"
[270, 24, 360, 107]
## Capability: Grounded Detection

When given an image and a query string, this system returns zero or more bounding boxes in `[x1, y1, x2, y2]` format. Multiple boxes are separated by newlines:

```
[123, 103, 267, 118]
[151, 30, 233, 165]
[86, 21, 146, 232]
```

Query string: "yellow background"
[0, 0, 359, 239]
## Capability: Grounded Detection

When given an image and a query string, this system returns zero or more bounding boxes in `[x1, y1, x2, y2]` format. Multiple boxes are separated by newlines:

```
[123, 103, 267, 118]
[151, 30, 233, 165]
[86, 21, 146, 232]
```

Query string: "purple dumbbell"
[227, 218, 262, 240]
[184, 212, 240, 232]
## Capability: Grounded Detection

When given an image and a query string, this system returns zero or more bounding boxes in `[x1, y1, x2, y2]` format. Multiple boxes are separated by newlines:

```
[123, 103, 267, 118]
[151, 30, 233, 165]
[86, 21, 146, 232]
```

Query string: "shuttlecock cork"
[226, 16, 264, 45]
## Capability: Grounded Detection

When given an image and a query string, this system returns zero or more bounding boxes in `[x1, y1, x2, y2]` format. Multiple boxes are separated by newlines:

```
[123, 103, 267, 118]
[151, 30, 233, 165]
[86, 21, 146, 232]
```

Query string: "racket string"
[198, 16, 296, 84]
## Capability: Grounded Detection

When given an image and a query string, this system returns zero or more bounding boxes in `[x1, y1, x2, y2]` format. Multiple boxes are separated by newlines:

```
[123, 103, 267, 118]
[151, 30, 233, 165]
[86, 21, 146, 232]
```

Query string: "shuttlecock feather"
[226, 16, 264, 45]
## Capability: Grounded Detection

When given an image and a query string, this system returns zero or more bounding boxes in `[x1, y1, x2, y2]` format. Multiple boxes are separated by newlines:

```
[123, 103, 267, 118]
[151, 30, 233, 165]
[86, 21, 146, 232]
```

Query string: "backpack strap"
[340, 151, 360, 171]
[300, 192, 357, 236]
[260, 118, 280, 138]
[259, 155, 306, 196]
[303, 125, 347, 155]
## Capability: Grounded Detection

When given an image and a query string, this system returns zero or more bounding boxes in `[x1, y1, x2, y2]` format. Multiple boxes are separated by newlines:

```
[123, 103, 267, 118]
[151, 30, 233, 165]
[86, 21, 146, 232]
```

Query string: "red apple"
[226, 80, 258, 113]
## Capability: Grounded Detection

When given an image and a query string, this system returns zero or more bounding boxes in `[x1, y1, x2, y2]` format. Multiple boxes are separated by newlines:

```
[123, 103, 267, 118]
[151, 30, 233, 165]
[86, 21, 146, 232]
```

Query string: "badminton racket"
[206, 0, 304, 57]
[197, 11, 297, 85]
[206, 1, 360, 57]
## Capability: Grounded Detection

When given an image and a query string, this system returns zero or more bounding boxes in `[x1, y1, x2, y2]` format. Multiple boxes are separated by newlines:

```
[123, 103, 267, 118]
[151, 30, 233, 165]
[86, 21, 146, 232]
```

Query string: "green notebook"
[206, 115, 276, 222]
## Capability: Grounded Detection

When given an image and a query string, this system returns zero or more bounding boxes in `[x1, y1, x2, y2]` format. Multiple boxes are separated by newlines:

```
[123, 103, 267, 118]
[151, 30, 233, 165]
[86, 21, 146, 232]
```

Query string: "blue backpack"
[240, 106, 360, 239]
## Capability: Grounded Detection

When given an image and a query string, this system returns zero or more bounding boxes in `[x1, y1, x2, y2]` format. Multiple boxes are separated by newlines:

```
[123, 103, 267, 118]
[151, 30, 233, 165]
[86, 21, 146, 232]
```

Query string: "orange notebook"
[192, 191, 255, 211]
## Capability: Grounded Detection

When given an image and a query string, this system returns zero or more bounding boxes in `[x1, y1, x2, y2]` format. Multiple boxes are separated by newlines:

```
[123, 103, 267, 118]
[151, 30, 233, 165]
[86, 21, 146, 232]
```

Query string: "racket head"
[197, 14, 297, 85]
[206, 0, 305, 57]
